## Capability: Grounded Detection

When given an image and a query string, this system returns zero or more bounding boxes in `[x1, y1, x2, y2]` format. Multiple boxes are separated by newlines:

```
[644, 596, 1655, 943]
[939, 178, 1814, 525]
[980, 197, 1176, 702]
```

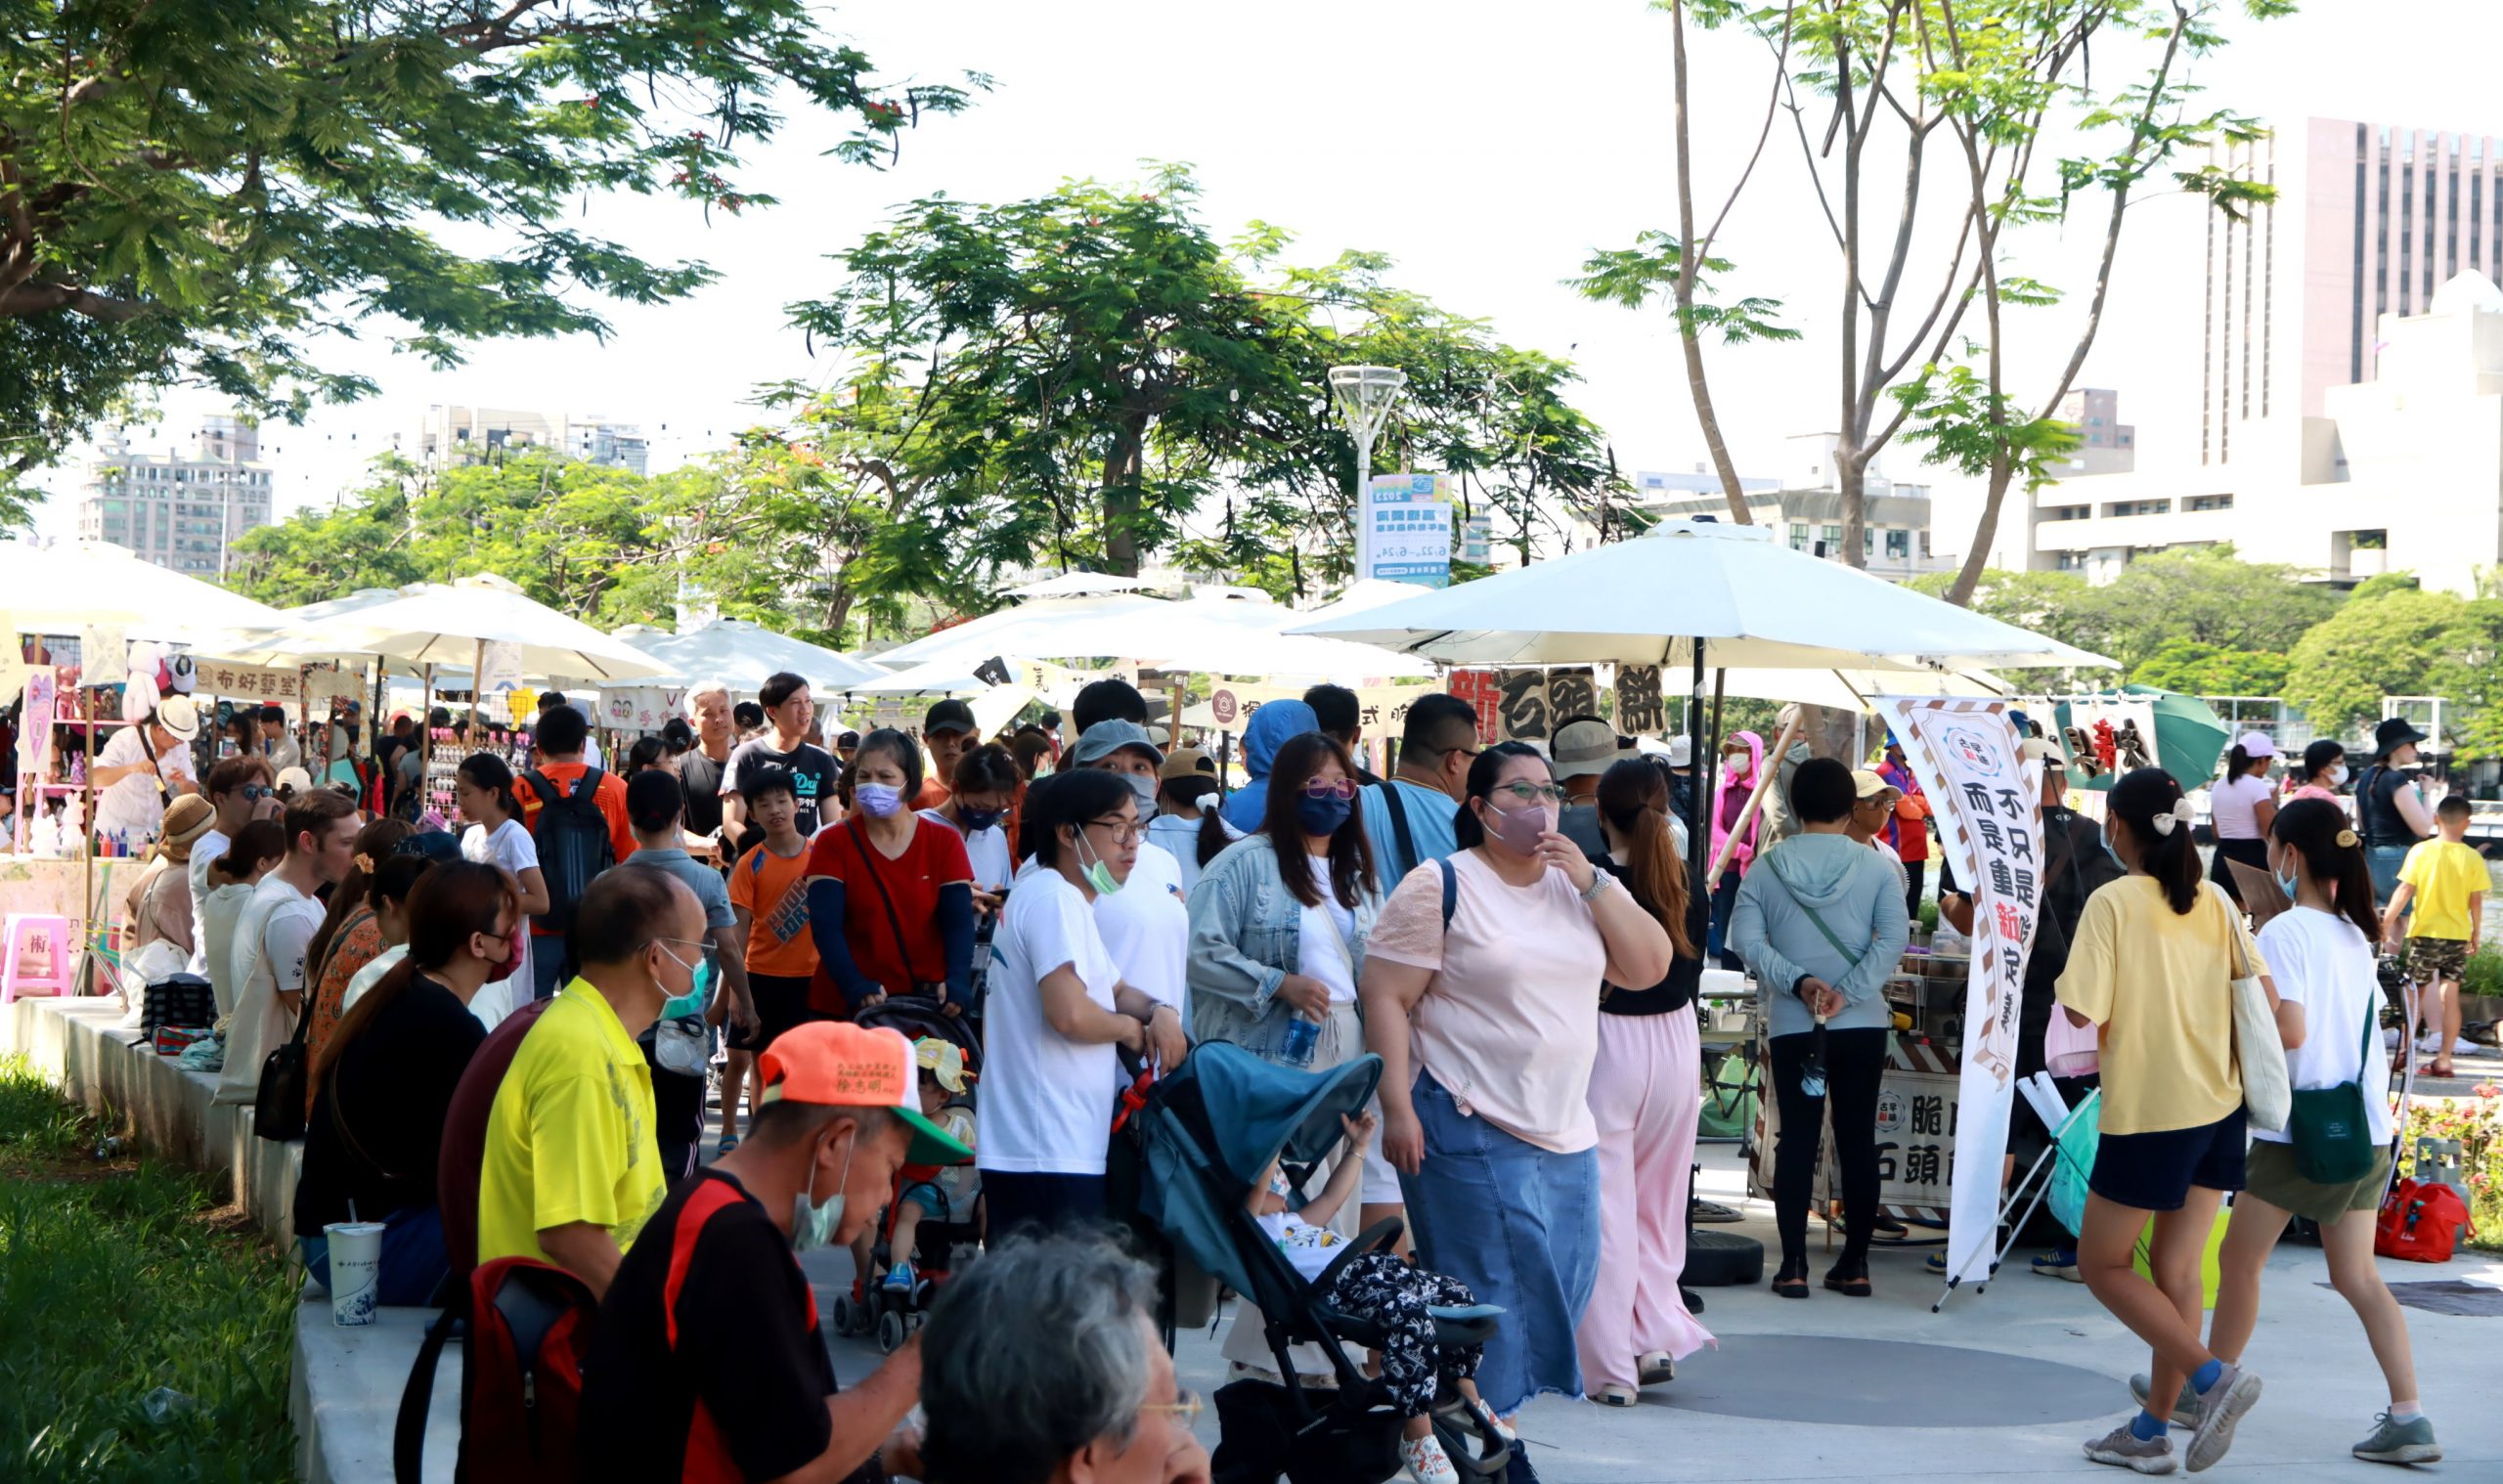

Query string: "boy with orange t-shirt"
[724, 764, 817, 1149]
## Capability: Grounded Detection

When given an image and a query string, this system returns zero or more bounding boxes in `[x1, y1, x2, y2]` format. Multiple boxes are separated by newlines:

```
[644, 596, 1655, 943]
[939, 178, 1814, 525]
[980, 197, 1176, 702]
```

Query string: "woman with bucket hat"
[2354, 719, 2437, 908]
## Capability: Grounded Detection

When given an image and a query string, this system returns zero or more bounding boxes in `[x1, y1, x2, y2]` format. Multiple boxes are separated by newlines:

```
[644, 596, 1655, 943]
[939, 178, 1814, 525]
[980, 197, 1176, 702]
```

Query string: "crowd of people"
[107, 673, 2460, 1481]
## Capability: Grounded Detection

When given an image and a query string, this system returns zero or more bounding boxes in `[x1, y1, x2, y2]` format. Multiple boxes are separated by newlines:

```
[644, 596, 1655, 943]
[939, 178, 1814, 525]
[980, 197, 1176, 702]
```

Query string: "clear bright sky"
[26, 0, 2500, 554]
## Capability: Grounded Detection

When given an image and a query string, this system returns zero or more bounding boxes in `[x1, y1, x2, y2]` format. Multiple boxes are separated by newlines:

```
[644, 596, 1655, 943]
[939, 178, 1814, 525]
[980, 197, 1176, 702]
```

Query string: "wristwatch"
[1578, 872, 1615, 903]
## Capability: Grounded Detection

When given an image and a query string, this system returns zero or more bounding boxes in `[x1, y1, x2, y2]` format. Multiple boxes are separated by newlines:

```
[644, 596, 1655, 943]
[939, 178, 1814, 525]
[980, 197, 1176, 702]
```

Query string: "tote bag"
[2211, 882, 2291, 1132]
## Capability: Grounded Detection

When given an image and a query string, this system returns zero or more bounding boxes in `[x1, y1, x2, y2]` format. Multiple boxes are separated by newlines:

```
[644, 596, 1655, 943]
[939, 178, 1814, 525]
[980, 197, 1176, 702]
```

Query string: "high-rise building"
[74, 415, 274, 577]
[2200, 117, 2503, 466]
[408, 405, 649, 474]
[2055, 389, 2136, 476]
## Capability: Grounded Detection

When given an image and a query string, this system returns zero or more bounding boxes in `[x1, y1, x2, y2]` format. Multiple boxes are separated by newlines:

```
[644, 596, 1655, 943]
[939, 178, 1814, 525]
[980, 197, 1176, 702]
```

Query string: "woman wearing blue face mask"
[980, 769, 1188, 1237]
[806, 727, 977, 1020]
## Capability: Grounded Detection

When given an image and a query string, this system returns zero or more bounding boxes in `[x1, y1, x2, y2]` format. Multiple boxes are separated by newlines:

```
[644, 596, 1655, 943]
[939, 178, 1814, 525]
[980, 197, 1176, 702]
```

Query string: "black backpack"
[521, 767, 615, 935]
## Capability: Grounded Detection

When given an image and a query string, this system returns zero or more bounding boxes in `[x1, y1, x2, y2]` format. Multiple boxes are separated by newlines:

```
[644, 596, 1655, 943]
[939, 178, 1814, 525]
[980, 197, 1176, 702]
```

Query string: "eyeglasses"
[1490, 781, 1567, 806]
[653, 937, 719, 974]
[1137, 1389, 1205, 1422]
[1087, 818, 1146, 845]
[1301, 778, 1357, 802]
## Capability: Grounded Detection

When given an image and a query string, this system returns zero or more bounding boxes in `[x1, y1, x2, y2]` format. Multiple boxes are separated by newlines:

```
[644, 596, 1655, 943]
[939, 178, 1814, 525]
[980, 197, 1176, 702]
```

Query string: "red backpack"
[2375, 1177, 2475, 1264]
[394, 1256, 598, 1482]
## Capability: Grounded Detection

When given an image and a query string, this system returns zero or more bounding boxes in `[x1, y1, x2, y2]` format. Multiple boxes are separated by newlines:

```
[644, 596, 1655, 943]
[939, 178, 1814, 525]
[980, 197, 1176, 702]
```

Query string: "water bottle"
[1280, 1013, 1319, 1069]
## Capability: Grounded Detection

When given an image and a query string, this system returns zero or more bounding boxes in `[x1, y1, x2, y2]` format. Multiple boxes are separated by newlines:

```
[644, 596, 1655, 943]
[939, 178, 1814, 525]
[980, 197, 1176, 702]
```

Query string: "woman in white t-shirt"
[199, 820, 286, 1018]
[455, 755, 549, 1030]
[2206, 732, 2280, 904]
[979, 769, 1187, 1238]
[2205, 799, 2438, 1464]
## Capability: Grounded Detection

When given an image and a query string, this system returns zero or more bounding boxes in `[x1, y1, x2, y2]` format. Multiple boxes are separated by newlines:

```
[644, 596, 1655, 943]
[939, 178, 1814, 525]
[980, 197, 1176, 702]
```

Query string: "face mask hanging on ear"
[791, 1129, 857, 1252]
[1076, 828, 1122, 896]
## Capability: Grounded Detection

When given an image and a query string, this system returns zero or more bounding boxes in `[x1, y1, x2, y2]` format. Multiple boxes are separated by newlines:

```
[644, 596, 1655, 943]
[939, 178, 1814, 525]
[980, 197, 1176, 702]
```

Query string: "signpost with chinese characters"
[1879, 697, 2042, 1290]
[1361, 474, 1454, 589]
[192, 661, 310, 702]
[1448, 669, 1502, 744]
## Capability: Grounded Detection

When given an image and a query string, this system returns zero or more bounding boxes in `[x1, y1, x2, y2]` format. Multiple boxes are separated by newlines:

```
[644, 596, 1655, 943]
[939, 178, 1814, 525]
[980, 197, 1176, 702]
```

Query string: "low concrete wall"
[1, 993, 458, 1482]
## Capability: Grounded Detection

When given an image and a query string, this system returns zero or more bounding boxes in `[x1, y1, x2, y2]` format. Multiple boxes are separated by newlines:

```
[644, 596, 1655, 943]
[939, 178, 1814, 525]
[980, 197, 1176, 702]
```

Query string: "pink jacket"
[1710, 729, 1767, 880]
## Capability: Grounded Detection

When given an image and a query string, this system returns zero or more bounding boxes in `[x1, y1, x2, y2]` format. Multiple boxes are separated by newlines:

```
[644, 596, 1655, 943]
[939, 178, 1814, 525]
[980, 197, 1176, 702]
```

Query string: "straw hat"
[155, 794, 216, 860]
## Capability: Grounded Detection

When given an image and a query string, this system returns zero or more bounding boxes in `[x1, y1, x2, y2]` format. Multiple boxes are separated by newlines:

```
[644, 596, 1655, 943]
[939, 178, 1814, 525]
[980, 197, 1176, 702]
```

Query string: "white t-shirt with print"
[2252, 904, 2395, 1147]
[981, 870, 1121, 1176]
[1255, 1169, 1349, 1283]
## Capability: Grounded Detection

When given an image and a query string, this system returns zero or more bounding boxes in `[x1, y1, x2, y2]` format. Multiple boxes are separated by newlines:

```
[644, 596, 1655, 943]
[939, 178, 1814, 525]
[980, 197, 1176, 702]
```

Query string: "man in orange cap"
[577, 1022, 970, 1483]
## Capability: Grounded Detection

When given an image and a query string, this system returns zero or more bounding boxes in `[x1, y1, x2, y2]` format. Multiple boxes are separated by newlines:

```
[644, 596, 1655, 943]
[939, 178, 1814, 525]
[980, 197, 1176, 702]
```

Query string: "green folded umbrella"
[2051, 684, 2232, 792]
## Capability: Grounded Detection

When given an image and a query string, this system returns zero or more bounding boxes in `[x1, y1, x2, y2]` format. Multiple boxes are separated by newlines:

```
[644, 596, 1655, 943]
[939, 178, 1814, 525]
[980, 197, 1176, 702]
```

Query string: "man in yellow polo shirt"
[473, 863, 708, 1295]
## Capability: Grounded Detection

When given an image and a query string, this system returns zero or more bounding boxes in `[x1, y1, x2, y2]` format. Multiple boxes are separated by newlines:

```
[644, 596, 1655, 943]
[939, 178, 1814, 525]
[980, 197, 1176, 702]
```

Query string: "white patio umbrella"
[1289, 518, 2111, 673]
[881, 591, 1429, 678]
[1005, 571, 1154, 599]
[618, 617, 887, 693]
[873, 594, 1168, 669]
[275, 574, 674, 682]
[0, 538, 291, 638]
[846, 659, 998, 698]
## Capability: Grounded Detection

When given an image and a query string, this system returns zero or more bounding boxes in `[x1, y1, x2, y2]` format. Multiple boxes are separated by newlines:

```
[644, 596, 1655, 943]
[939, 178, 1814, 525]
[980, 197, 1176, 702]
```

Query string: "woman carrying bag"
[2057, 766, 2286, 1475]
[2192, 800, 2437, 1465]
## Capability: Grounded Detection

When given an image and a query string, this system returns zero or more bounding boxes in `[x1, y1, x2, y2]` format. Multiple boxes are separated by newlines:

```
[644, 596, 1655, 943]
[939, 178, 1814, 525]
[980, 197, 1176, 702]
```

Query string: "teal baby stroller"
[1135, 1042, 1510, 1484]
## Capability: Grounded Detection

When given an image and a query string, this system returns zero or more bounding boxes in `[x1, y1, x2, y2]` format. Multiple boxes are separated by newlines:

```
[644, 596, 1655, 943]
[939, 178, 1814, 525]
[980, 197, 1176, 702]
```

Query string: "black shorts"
[2088, 1107, 2247, 1212]
[729, 972, 817, 1053]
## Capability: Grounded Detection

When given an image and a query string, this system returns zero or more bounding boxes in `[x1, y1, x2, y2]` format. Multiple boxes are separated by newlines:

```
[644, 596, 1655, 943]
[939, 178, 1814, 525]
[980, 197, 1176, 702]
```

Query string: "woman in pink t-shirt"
[1362, 743, 1673, 1442]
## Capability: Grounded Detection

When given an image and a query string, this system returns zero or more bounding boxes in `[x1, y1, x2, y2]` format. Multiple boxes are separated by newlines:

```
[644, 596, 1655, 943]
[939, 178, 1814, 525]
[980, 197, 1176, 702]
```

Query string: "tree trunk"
[1835, 452, 1868, 570]
[1945, 449, 2015, 607]
[1103, 414, 1147, 577]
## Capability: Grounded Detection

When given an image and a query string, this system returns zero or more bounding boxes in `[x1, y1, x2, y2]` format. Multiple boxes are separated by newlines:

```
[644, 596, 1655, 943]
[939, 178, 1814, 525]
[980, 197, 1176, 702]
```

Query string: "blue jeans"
[2368, 845, 2410, 914]
[1397, 1071, 1600, 1417]
[530, 940, 567, 1002]
[302, 1204, 449, 1308]
[1707, 868, 1744, 972]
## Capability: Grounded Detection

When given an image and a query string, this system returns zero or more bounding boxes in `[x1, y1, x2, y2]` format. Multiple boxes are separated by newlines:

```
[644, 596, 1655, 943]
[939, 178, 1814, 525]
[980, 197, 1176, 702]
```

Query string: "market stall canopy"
[1289, 518, 2115, 673]
[617, 617, 886, 692]
[269, 573, 674, 681]
[879, 591, 1429, 678]
[1005, 571, 1153, 599]
[1721, 665, 2018, 713]
[0, 538, 291, 639]
[846, 659, 999, 698]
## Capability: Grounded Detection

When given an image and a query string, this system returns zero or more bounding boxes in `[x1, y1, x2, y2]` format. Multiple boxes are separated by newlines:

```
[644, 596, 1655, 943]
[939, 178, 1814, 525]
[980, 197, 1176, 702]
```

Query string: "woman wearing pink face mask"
[1362, 743, 1675, 1464]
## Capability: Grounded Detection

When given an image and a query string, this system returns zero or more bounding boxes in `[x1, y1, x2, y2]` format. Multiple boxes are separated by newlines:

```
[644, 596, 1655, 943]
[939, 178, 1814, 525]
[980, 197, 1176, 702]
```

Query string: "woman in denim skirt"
[1362, 744, 1673, 1479]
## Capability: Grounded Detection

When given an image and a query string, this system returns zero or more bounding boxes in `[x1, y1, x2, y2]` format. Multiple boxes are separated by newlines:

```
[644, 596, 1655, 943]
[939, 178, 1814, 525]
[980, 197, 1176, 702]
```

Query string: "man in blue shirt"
[1355, 693, 1482, 888]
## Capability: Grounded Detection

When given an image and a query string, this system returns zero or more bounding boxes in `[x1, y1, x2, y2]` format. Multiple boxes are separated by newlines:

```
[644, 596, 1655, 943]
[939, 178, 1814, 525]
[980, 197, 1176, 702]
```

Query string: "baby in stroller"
[1251, 1111, 1503, 1484]
[883, 1036, 979, 1295]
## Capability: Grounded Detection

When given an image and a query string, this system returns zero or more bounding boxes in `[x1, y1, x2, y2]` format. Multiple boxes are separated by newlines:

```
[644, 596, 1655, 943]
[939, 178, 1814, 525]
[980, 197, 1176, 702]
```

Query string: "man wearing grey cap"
[1552, 716, 1626, 863]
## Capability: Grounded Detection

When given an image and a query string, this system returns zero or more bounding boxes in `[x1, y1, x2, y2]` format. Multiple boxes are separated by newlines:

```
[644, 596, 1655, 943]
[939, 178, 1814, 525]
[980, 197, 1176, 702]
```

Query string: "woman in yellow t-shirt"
[2055, 767, 2283, 1475]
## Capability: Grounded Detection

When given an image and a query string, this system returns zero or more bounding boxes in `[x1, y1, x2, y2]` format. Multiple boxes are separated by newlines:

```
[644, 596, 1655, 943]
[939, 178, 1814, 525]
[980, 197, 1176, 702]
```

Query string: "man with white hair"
[678, 679, 735, 849]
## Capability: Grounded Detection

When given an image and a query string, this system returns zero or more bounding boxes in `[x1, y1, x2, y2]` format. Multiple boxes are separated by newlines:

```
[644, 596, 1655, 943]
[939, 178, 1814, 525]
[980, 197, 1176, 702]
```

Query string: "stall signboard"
[505, 687, 541, 726]
[1880, 696, 2041, 1288]
[603, 686, 690, 732]
[79, 625, 127, 687]
[17, 666, 54, 774]
[2059, 695, 2158, 786]
[303, 667, 365, 703]
[1496, 669, 1550, 742]
[193, 661, 309, 702]
[1448, 669, 1502, 744]
[1616, 664, 1667, 735]
[478, 640, 526, 699]
[1362, 473, 1454, 589]
[1749, 1038, 1958, 1222]
[1195, 681, 1427, 738]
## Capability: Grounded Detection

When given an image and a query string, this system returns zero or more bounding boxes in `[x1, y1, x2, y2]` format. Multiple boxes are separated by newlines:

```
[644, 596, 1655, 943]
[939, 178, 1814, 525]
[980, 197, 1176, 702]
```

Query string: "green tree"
[2282, 587, 2477, 733]
[772, 167, 1620, 616]
[2130, 638, 2290, 697]
[0, 0, 982, 495]
[2085, 546, 2340, 672]
[1580, 0, 2284, 584]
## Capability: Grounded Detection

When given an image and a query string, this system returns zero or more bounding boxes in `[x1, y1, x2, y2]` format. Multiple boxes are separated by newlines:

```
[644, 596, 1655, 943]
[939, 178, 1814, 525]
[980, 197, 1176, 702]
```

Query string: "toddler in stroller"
[882, 1037, 979, 1297]
[1251, 1111, 1503, 1484]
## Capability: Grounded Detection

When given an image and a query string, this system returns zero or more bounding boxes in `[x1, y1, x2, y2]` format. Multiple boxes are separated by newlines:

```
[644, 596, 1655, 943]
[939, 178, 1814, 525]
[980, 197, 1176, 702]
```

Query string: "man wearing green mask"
[578, 1021, 971, 1483]
[626, 768, 759, 1182]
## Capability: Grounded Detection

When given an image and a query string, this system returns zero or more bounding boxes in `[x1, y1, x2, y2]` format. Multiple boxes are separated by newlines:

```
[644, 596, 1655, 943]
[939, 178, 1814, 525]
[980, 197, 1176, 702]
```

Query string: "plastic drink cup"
[326, 1221, 385, 1327]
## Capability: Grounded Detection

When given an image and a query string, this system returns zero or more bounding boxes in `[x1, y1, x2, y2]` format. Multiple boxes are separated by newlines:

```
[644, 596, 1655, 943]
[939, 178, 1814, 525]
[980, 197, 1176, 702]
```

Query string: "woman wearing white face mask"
[806, 727, 977, 1021]
[1361, 743, 1674, 1462]
[1071, 720, 1192, 1023]
[2283, 739, 2350, 804]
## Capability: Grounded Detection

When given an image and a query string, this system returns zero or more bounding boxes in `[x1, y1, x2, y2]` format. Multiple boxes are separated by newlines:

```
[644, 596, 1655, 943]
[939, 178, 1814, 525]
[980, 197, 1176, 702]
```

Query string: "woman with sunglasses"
[1362, 742, 1674, 1475]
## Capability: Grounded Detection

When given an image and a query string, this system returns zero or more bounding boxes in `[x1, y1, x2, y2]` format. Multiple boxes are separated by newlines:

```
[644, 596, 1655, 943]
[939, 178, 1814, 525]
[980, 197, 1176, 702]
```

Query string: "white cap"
[1665, 736, 1693, 767]
[2233, 730, 2277, 760]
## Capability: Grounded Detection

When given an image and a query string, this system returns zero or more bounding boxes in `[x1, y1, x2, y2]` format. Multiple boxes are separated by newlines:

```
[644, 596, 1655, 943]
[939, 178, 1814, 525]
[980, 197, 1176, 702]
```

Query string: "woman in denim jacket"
[1188, 729, 1390, 1377]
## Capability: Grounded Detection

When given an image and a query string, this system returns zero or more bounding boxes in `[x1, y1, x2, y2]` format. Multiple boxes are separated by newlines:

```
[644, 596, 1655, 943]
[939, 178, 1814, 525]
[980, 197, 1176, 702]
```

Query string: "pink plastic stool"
[1, 914, 77, 1002]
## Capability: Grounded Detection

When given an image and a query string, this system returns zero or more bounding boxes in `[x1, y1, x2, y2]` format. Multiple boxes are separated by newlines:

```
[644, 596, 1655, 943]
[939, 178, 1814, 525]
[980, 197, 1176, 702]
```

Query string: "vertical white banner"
[1880, 698, 2042, 1288]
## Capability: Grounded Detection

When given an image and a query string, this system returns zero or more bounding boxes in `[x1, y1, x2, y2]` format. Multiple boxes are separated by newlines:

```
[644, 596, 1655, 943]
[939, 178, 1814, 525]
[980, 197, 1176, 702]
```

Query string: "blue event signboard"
[1364, 473, 1454, 589]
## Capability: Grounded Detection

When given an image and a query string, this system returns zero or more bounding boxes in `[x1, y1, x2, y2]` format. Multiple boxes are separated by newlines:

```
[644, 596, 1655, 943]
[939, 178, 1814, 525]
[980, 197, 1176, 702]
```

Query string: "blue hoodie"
[1220, 699, 1319, 833]
[1729, 832, 1910, 1038]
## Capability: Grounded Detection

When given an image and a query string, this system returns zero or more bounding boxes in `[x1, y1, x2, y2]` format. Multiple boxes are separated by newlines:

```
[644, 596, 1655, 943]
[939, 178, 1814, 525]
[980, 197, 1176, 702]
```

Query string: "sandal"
[1822, 1264, 1873, 1297]
[1772, 1261, 1811, 1300]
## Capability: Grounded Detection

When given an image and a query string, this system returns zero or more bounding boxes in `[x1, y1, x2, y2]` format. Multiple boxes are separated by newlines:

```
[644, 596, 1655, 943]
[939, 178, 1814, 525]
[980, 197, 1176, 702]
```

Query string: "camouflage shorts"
[2405, 936, 2469, 985]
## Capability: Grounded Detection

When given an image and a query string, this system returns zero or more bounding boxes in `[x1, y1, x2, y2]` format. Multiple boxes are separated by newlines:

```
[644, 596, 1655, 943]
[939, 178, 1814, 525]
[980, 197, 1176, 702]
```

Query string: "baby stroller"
[1135, 1042, 1511, 1484]
[830, 995, 983, 1353]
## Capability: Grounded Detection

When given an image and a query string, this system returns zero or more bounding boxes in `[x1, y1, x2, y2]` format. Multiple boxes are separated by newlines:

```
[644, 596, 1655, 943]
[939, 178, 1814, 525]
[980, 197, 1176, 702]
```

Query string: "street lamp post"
[1329, 365, 1406, 582]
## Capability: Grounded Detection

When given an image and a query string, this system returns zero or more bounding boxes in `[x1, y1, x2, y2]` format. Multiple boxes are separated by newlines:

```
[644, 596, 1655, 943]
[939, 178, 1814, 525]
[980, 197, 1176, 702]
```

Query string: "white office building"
[1634, 434, 1953, 584]
[74, 415, 274, 577]
[408, 405, 649, 474]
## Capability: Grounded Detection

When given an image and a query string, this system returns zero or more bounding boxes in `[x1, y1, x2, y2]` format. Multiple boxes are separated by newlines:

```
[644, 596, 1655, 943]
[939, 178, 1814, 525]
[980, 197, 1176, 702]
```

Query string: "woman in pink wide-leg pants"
[1575, 761, 1715, 1403]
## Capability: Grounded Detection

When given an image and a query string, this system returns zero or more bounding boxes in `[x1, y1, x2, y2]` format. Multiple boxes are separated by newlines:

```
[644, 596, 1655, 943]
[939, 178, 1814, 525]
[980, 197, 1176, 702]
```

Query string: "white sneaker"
[2418, 1031, 2444, 1054]
[1401, 1433, 1461, 1484]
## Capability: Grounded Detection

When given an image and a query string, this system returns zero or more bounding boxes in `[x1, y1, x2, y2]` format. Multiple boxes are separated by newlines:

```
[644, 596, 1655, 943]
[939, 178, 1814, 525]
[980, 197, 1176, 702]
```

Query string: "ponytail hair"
[2226, 744, 2265, 780]
[1596, 759, 1695, 957]
[2107, 766, 2202, 915]
[2269, 797, 2380, 941]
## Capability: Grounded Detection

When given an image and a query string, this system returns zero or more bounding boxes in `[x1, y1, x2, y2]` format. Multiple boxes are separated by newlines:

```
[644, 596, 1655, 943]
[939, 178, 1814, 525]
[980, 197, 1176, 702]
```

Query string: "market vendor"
[92, 697, 202, 848]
